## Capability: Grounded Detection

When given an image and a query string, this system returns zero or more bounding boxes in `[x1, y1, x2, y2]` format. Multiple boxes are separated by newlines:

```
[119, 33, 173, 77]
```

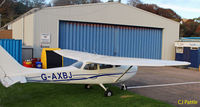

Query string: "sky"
[47, 0, 200, 19]
[140, 0, 200, 19]
[100, 0, 200, 19]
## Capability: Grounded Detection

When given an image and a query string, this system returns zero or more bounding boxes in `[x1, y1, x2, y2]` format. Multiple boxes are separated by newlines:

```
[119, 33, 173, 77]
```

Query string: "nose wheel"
[120, 84, 127, 90]
[85, 84, 92, 89]
[99, 84, 113, 97]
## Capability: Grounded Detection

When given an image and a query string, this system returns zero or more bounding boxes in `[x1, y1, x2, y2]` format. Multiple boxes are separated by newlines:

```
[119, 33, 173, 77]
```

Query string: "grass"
[0, 83, 174, 107]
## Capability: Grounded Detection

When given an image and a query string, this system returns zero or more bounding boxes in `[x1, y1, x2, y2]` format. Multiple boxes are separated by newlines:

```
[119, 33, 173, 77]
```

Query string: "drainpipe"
[22, 16, 25, 45]
[0, 14, 1, 27]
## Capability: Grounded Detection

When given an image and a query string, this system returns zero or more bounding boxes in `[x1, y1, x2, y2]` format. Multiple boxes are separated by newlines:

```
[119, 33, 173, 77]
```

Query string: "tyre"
[104, 90, 113, 97]
[121, 85, 127, 90]
[85, 84, 91, 89]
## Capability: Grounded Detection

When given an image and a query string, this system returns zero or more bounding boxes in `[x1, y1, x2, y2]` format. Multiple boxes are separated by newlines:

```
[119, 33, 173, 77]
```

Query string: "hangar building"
[2, 2, 180, 65]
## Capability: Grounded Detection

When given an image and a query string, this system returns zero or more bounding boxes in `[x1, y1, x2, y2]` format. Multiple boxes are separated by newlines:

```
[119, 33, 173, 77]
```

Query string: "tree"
[180, 19, 199, 37]
[108, 0, 114, 2]
[195, 24, 200, 36]
[32, 0, 45, 8]
[53, 0, 101, 6]
[0, 0, 6, 7]
[128, 0, 142, 6]
[194, 17, 200, 23]
[90, 0, 101, 3]
[0, 0, 16, 26]
[19, 0, 45, 8]
[136, 4, 181, 22]
[53, 0, 88, 6]
[0, 0, 47, 27]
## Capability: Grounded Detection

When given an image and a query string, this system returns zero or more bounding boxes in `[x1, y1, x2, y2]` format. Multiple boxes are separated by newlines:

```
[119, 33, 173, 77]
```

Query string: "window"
[73, 62, 83, 69]
[115, 65, 121, 67]
[99, 64, 113, 69]
[191, 47, 198, 50]
[176, 47, 183, 53]
[84, 63, 98, 70]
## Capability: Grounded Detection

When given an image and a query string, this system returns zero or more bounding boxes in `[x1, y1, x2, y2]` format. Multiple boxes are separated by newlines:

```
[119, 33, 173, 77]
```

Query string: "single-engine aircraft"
[0, 46, 190, 96]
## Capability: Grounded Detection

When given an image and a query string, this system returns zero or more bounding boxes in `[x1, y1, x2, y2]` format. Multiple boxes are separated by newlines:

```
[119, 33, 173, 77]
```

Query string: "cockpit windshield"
[72, 62, 83, 69]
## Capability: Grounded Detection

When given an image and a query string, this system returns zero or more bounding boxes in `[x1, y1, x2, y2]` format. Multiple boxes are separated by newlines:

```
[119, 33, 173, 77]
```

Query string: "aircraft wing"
[54, 49, 190, 66]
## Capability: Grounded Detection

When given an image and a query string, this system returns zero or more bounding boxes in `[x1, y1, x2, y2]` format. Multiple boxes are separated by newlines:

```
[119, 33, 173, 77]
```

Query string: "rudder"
[0, 45, 26, 87]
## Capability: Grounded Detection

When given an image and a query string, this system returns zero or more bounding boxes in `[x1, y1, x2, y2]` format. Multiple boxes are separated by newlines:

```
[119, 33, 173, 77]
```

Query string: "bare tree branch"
[0, 0, 6, 7]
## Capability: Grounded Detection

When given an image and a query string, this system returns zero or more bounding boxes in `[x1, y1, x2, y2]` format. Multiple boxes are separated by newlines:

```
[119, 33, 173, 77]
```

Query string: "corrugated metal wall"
[59, 21, 162, 66]
[0, 39, 22, 64]
[116, 27, 162, 59]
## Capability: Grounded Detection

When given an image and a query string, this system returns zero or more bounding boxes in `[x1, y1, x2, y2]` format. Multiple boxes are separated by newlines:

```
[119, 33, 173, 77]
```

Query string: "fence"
[0, 30, 12, 39]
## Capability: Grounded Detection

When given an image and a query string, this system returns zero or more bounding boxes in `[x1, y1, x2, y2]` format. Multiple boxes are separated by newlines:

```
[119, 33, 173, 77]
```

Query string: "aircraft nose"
[129, 66, 138, 73]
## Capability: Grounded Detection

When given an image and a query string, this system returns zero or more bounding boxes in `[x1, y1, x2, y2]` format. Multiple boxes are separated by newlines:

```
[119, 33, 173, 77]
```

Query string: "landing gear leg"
[120, 84, 127, 90]
[99, 84, 113, 97]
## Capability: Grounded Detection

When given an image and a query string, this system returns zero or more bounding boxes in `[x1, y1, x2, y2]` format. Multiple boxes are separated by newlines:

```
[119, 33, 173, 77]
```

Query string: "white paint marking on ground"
[127, 81, 200, 89]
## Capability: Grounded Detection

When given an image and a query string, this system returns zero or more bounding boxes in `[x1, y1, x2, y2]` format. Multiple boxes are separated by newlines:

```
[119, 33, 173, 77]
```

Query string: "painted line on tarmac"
[128, 81, 200, 89]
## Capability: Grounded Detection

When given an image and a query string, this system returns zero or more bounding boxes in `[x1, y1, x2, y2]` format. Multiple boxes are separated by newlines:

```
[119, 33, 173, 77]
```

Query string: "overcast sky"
[47, 0, 200, 19]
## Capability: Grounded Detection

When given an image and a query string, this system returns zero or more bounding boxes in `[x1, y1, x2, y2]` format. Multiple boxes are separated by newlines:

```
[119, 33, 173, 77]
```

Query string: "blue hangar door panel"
[59, 21, 115, 66]
[115, 26, 162, 59]
[59, 21, 163, 66]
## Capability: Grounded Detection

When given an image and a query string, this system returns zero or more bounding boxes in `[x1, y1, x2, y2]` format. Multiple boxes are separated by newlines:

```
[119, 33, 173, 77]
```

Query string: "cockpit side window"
[84, 63, 98, 70]
[115, 65, 121, 67]
[73, 62, 83, 69]
[99, 64, 113, 69]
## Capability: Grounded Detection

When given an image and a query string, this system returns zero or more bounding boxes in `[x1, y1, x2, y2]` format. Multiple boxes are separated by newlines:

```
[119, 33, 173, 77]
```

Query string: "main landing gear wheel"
[99, 84, 113, 97]
[120, 84, 127, 90]
[104, 90, 113, 97]
[85, 84, 91, 89]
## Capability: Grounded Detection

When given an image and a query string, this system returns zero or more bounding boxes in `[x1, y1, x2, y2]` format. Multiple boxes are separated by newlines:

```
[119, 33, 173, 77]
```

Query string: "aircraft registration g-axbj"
[0, 46, 190, 97]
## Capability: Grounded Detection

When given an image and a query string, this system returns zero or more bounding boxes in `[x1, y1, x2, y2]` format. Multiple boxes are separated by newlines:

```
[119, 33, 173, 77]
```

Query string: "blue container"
[183, 47, 190, 62]
[189, 48, 200, 68]
[176, 47, 200, 68]
[175, 53, 184, 61]
[0, 39, 22, 64]
[36, 62, 42, 69]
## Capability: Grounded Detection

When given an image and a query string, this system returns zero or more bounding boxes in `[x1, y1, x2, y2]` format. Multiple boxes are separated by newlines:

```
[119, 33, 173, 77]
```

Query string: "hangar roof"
[1, 2, 178, 29]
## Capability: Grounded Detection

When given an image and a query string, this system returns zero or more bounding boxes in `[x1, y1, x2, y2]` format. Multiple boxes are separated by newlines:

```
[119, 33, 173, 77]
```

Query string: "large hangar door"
[59, 21, 163, 66]
[59, 21, 115, 66]
[116, 27, 162, 59]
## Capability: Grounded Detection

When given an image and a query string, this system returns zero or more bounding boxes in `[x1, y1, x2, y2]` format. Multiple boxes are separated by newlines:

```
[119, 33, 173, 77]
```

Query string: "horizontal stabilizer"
[0, 76, 27, 87]
[54, 49, 190, 66]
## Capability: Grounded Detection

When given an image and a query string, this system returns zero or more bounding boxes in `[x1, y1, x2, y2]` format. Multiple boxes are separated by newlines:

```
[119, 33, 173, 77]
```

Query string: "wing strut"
[115, 66, 132, 83]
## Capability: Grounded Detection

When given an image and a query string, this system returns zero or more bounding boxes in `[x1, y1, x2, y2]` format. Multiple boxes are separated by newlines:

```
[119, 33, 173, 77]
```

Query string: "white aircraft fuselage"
[19, 63, 138, 84]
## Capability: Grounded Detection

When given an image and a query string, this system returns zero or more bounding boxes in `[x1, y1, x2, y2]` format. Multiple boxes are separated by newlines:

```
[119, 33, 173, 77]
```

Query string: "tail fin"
[0, 46, 26, 87]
